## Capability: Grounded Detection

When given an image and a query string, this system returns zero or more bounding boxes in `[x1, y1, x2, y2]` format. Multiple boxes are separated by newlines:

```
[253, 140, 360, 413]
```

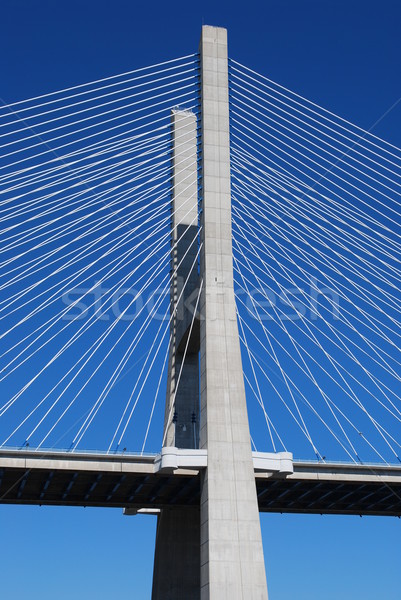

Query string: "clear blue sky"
[1, 1, 401, 598]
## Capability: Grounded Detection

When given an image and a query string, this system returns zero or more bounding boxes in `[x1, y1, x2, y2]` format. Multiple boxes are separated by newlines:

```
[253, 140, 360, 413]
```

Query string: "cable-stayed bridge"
[1, 25, 401, 599]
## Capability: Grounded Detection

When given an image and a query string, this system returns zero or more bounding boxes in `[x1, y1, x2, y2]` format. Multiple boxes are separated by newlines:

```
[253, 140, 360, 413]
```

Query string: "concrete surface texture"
[199, 25, 269, 600]
[153, 109, 201, 600]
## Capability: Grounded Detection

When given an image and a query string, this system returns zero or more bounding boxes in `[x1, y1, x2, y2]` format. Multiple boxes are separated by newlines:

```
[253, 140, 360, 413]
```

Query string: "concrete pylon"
[163, 109, 200, 449]
[152, 109, 201, 600]
[153, 27, 269, 600]
[199, 26, 269, 599]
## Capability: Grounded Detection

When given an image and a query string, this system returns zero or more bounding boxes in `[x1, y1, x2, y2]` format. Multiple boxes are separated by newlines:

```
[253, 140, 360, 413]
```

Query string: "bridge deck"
[0, 449, 400, 516]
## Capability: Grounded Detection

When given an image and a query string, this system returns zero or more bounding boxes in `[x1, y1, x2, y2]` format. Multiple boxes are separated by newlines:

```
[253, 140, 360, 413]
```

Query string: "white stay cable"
[231, 139, 401, 256]
[0, 54, 197, 112]
[231, 173, 401, 324]
[236, 309, 276, 451]
[72, 230, 202, 450]
[232, 200, 401, 383]
[231, 159, 401, 292]
[0, 65, 197, 134]
[229, 71, 401, 182]
[0, 119, 195, 230]
[1, 81, 196, 160]
[0, 134, 194, 269]
[231, 124, 401, 236]
[0, 240, 170, 444]
[235, 276, 391, 462]
[161, 278, 203, 449]
[234, 243, 359, 455]
[0, 132, 169, 210]
[231, 116, 401, 225]
[0, 156, 197, 323]
[232, 232, 401, 460]
[0, 212, 200, 442]
[232, 191, 401, 365]
[231, 145, 401, 260]
[140, 333, 172, 454]
[233, 220, 401, 433]
[0, 101, 193, 179]
[229, 60, 401, 160]
[0, 127, 168, 191]
[241, 368, 287, 452]
[235, 312, 359, 463]
[0, 149, 169, 239]
[0, 74, 196, 152]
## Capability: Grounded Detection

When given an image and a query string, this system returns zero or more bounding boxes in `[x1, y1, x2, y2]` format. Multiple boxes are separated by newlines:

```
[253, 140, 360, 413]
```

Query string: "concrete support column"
[199, 26, 268, 600]
[163, 109, 200, 448]
[152, 506, 200, 600]
[152, 109, 200, 600]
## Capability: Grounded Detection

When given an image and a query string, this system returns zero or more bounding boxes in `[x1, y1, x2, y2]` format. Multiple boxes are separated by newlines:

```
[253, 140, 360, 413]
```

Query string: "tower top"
[199, 25, 228, 51]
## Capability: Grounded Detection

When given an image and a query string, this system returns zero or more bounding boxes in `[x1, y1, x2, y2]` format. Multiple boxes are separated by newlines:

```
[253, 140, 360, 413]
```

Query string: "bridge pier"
[152, 109, 201, 600]
[153, 26, 268, 600]
[152, 506, 200, 600]
[199, 25, 268, 599]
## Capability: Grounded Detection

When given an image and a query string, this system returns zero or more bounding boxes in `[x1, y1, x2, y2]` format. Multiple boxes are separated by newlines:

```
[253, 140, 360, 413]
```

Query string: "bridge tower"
[152, 26, 269, 600]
